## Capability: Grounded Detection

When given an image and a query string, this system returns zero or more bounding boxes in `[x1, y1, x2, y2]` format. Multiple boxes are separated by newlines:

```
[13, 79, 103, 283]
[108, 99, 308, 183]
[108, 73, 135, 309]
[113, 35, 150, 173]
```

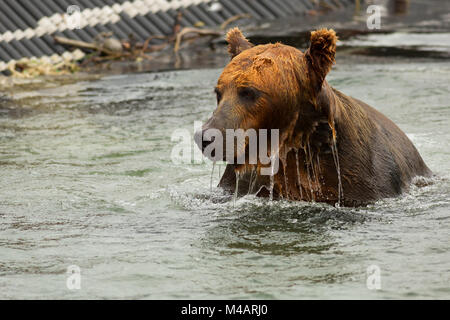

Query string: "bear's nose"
[194, 129, 215, 152]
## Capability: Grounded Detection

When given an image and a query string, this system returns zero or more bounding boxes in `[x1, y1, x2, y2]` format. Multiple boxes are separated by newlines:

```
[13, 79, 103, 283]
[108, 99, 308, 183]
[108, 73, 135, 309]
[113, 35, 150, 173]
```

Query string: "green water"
[0, 60, 449, 299]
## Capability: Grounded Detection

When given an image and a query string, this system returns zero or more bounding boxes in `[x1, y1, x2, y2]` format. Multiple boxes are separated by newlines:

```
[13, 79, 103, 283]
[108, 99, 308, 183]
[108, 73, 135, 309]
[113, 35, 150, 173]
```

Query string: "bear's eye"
[238, 87, 258, 102]
[214, 87, 222, 104]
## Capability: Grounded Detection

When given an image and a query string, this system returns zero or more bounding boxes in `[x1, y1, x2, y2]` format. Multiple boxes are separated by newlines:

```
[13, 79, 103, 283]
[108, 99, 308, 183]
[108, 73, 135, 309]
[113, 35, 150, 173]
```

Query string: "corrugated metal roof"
[0, 0, 353, 73]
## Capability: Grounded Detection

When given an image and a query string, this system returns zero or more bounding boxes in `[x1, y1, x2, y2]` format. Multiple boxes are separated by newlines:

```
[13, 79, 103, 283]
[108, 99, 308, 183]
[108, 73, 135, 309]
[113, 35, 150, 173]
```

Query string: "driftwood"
[53, 10, 251, 55]
[54, 36, 98, 51]
[50, 13, 251, 72]
[220, 14, 251, 30]
[173, 27, 221, 53]
[54, 36, 123, 56]
[54, 27, 222, 58]
[7, 12, 251, 77]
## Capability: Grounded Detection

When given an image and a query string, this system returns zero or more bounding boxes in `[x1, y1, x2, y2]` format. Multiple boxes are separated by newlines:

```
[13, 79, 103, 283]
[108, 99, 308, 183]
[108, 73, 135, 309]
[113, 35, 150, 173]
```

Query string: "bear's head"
[195, 27, 338, 168]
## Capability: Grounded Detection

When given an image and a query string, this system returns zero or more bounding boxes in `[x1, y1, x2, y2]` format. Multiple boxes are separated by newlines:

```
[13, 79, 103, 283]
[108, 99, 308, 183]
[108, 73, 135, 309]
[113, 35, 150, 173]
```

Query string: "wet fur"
[205, 28, 431, 207]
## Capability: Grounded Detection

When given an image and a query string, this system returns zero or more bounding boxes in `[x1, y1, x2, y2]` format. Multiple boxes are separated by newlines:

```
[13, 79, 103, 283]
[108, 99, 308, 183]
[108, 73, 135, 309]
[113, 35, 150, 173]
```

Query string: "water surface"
[0, 60, 449, 299]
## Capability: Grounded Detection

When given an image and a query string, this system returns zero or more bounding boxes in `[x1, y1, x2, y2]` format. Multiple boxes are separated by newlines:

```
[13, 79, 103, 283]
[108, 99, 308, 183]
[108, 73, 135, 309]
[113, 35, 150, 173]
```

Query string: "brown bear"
[195, 27, 431, 207]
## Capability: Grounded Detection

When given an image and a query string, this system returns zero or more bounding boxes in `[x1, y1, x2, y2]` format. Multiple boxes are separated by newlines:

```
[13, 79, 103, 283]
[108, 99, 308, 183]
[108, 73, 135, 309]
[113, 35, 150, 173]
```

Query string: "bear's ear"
[305, 28, 337, 92]
[226, 27, 254, 59]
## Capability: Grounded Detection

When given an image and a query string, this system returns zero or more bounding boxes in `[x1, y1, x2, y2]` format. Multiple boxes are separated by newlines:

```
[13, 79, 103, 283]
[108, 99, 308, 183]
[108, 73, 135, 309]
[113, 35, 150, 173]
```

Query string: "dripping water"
[315, 153, 322, 196]
[305, 164, 314, 201]
[295, 149, 303, 200]
[307, 142, 319, 188]
[269, 173, 275, 201]
[331, 139, 343, 207]
[282, 158, 289, 199]
[304, 144, 315, 201]
[316, 153, 321, 173]
[269, 153, 278, 201]
[210, 161, 216, 191]
[248, 166, 256, 195]
[234, 171, 240, 207]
